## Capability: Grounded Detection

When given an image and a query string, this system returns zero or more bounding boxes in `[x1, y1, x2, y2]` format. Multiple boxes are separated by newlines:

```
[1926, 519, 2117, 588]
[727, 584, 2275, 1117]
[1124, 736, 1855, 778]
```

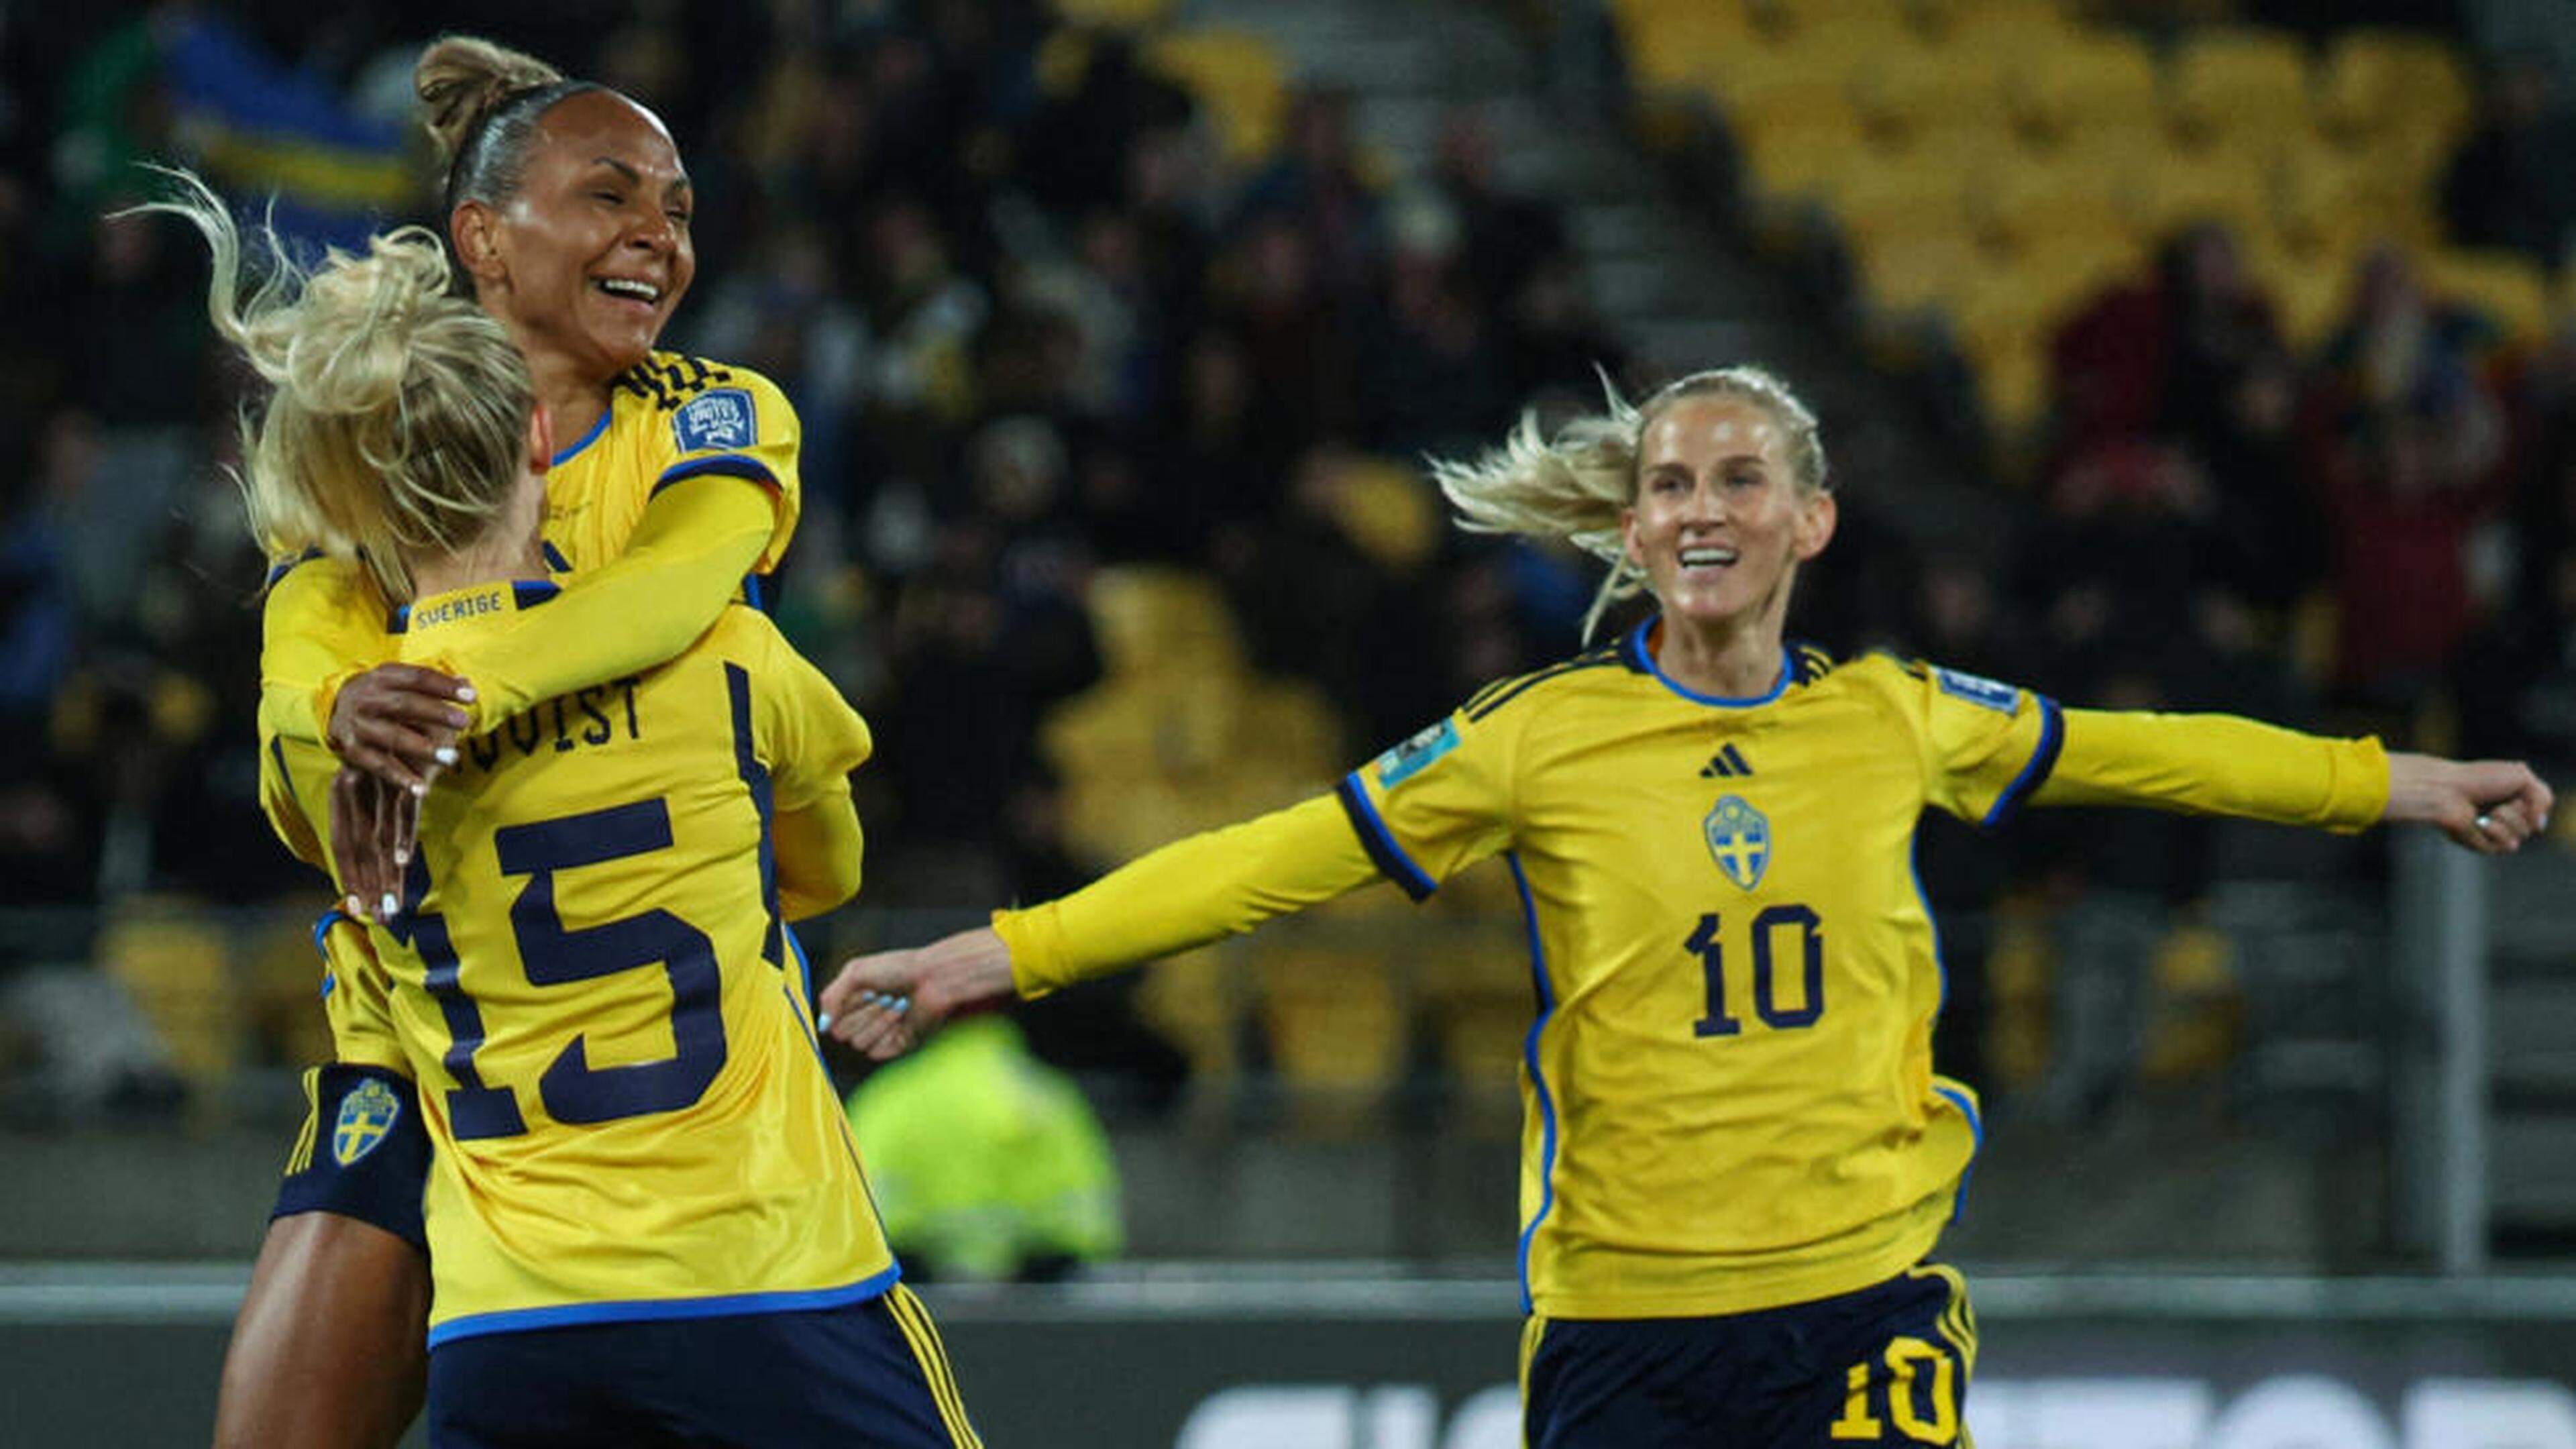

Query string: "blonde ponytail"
[128, 167, 534, 604]
[1428, 365, 1830, 640]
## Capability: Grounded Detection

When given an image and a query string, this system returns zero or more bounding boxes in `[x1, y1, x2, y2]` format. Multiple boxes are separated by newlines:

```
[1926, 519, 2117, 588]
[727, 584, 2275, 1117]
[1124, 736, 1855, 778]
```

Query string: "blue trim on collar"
[1627, 619, 1794, 708]
[551, 407, 611, 467]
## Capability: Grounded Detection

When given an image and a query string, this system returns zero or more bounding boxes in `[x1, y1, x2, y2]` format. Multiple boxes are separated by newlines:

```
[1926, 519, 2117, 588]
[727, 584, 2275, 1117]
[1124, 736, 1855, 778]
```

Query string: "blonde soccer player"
[823, 367, 2550, 1446]
[158, 171, 979, 1447]
[176, 34, 867, 1448]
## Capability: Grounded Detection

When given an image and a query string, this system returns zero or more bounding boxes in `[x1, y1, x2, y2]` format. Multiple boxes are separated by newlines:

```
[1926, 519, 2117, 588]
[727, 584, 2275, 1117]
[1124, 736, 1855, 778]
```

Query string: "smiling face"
[453, 89, 695, 383]
[1621, 392, 1835, 635]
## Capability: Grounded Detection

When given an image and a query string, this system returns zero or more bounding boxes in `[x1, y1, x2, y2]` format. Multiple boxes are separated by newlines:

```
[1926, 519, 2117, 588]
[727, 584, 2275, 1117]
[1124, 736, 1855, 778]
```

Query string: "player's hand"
[328, 665, 474, 795]
[330, 766, 417, 922]
[2384, 753, 2554, 855]
[818, 926, 1017, 1061]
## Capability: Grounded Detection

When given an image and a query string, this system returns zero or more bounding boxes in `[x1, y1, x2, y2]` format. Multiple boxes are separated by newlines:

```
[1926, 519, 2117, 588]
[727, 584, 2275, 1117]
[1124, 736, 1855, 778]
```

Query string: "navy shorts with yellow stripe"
[1521, 1263, 1978, 1448]
[425, 1283, 981, 1448]
[271, 1063, 431, 1251]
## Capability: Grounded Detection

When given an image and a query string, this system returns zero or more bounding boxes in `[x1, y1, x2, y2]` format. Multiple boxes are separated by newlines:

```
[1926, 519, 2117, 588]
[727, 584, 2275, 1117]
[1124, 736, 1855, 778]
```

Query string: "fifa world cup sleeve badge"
[332, 1076, 403, 1167]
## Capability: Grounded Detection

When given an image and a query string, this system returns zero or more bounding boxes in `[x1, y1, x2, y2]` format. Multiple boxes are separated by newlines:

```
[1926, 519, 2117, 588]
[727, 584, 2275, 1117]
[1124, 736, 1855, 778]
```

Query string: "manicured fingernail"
[890, 998, 911, 1016]
[346, 895, 364, 917]
[412, 781, 430, 798]
[861, 990, 884, 1006]
[814, 1012, 834, 1033]
[435, 746, 458, 766]
[455, 686, 477, 702]
[380, 893, 400, 919]
[394, 846, 411, 865]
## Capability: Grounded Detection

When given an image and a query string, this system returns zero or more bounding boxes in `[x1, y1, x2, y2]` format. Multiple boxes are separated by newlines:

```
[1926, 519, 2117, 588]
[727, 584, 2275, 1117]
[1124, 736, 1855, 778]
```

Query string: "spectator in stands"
[2441, 58, 2576, 270]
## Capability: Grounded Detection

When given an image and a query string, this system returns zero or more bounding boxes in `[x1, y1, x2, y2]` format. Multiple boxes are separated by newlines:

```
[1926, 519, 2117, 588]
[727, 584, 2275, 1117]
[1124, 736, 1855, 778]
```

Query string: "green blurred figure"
[844, 1016, 1124, 1283]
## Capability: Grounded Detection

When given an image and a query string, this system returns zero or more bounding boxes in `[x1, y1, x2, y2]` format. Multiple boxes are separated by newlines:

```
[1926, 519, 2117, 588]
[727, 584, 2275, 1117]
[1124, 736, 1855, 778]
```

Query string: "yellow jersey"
[255, 350, 803, 755]
[270, 580, 888, 1345]
[996, 621, 2390, 1321]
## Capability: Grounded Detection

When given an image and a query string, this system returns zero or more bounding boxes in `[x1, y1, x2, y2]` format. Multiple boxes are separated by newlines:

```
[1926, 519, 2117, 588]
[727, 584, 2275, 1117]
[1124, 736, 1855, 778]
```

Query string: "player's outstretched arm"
[2383, 752, 2554, 854]
[821, 927, 1016, 1061]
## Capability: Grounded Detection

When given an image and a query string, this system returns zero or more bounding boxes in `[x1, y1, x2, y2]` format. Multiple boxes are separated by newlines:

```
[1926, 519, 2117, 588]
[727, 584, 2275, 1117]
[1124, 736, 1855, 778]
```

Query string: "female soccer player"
[821, 366, 2551, 1446]
[214, 36, 821, 1447]
[166, 173, 979, 1446]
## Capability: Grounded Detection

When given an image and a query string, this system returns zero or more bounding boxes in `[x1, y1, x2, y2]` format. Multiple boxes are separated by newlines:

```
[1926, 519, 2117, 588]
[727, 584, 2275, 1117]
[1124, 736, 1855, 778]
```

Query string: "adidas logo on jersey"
[1699, 744, 1753, 778]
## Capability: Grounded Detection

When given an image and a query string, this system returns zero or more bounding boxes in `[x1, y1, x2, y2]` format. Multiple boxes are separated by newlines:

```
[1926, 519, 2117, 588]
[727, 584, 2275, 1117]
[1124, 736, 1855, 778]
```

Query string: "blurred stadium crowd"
[0, 0, 2570, 1134]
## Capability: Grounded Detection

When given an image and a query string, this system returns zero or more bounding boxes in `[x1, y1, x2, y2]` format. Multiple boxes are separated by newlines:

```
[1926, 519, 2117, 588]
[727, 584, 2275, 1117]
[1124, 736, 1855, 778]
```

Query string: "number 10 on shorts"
[1831, 1336, 1960, 1443]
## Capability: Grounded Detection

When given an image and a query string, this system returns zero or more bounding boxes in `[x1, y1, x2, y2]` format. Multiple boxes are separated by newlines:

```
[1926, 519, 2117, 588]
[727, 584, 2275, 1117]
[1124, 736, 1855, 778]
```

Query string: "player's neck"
[411, 535, 549, 601]
[1654, 611, 1785, 699]
[527, 352, 612, 462]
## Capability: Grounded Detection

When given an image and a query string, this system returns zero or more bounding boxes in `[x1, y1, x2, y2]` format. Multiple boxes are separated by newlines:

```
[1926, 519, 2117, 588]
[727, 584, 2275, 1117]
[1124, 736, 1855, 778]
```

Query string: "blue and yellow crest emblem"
[1703, 794, 1770, 890]
[333, 1077, 401, 1167]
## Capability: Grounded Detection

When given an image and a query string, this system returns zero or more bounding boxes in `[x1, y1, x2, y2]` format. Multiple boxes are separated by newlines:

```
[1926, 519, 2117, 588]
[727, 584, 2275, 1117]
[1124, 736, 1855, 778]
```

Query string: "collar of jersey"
[1625, 618, 1794, 708]
[388, 579, 562, 635]
[551, 403, 612, 467]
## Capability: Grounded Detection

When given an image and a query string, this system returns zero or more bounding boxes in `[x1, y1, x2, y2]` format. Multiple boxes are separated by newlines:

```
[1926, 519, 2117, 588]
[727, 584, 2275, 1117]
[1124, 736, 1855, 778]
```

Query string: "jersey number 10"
[1687, 904, 1825, 1037]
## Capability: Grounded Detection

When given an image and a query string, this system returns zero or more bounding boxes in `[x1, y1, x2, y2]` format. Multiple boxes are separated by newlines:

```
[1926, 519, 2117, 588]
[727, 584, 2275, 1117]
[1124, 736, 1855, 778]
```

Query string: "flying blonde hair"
[127, 168, 535, 604]
[1428, 366, 1829, 639]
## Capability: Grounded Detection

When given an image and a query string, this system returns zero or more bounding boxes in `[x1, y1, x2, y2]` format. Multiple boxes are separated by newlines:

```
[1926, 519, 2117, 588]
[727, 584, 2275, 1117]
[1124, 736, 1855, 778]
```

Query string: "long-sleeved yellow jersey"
[996, 623, 2388, 1320]
[256, 351, 802, 752]
[268, 582, 890, 1345]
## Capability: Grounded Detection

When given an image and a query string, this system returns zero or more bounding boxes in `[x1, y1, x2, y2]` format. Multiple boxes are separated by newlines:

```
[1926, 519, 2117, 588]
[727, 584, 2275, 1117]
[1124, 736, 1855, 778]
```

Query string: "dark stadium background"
[2, 1, 2573, 1443]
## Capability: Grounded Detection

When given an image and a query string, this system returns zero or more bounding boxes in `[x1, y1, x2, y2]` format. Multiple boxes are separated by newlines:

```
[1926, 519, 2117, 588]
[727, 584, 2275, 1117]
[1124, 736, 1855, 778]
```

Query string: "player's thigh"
[1785, 1263, 1978, 1447]
[215, 1065, 432, 1449]
[1521, 1313, 1756, 1448]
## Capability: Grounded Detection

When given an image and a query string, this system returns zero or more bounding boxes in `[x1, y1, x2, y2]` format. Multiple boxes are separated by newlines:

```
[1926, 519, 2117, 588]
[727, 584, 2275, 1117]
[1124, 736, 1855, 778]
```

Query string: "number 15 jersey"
[271, 582, 889, 1346]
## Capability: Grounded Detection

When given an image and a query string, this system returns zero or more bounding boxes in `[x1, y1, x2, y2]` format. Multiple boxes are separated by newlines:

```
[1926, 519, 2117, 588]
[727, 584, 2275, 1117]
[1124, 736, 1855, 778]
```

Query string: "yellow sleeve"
[751, 612, 871, 918]
[1333, 706, 1520, 900]
[316, 910, 409, 1076]
[655, 364, 803, 574]
[775, 799, 863, 921]
[995, 795, 1381, 998]
[2033, 709, 2390, 833]
[402, 478, 773, 729]
[260, 553, 388, 748]
[1860, 657, 2065, 827]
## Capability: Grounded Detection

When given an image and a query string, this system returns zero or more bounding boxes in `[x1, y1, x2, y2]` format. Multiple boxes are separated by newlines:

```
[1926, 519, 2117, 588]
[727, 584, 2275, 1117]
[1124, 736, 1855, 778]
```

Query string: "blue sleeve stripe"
[1982, 695, 2064, 828]
[1334, 774, 1436, 902]
[311, 907, 354, 961]
[651, 454, 777, 496]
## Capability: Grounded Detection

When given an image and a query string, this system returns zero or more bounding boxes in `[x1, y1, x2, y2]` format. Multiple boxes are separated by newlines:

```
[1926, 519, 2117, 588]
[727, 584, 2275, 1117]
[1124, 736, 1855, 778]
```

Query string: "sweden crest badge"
[1703, 794, 1770, 891]
[333, 1077, 401, 1167]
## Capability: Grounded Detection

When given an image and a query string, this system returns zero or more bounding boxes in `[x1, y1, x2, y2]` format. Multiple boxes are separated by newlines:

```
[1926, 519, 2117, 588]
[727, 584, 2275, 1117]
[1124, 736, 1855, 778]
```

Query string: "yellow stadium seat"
[2244, 238, 2351, 350]
[1146, 30, 1288, 164]
[1048, 0, 1177, 30]
[1854, 38, 2012, 142]
[1977, 150, 2139, 256]
[2008, 31, 2159, 141]
[1084, 565, 1244, 678]
[1827, 152, 1974, 254]
[99, 897, 238, 1103]
[2318, 28, 2472, 151]
[1734, 107, 1871, 206]
[2135, 146, 2273, 246]
[1701, 41, 1858, 129]
[1615, 0, 1761, 92]
[2167, 27, 2316, 149]
[2422, 248, 2555, 345]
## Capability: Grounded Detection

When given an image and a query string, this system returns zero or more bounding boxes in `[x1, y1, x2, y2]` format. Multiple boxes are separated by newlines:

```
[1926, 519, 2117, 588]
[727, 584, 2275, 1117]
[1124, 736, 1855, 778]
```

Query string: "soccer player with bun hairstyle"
[199, 34, 836, 1448]
[826, 366, 2552, 1444]
[158, 171, 977, 1448]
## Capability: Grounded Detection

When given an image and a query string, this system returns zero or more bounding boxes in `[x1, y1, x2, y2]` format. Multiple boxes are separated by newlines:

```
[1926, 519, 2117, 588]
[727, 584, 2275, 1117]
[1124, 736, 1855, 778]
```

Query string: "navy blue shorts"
[270, 1063, 430, 1250]
[1522, 1263, 1978, 1447]
[425, 1284, 980, 1448]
